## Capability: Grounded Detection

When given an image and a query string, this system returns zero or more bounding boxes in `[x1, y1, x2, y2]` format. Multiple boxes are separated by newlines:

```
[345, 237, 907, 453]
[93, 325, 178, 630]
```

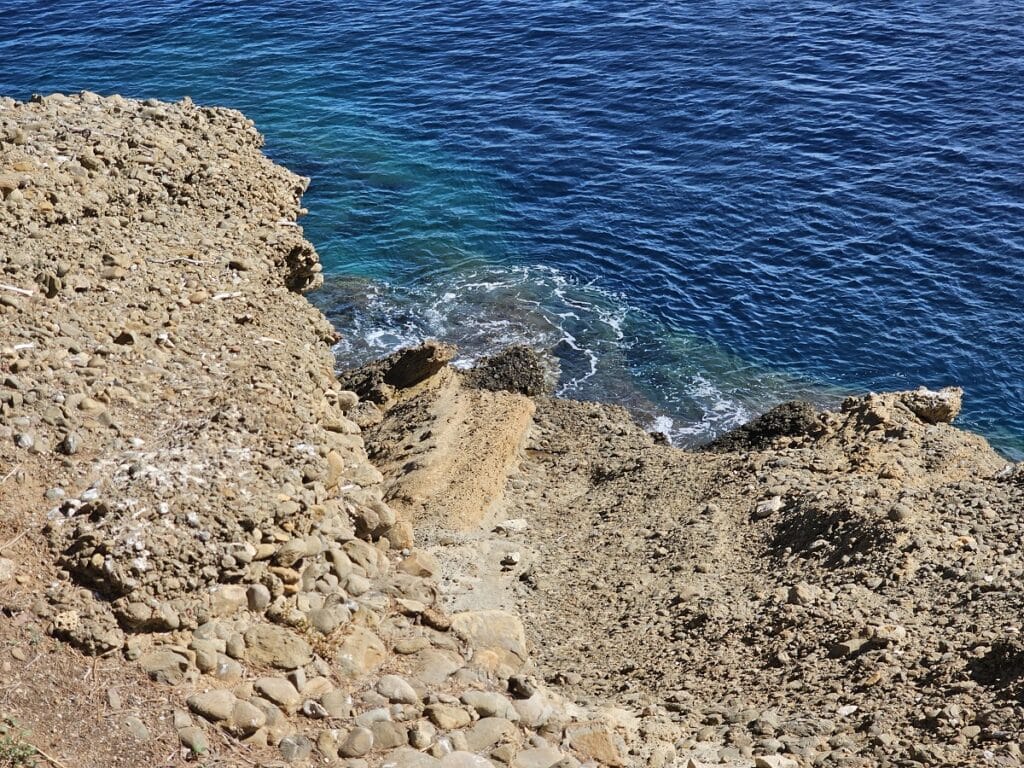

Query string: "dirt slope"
[358, 349, 1024, 768]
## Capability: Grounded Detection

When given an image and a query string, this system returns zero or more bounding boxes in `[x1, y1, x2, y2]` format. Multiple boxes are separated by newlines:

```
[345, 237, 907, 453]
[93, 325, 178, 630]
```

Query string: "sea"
[1, 1, 1022, 457]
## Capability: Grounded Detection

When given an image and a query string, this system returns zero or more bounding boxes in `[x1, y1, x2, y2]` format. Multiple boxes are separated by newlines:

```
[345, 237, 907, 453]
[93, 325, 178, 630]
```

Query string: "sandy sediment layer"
[2, 93, 1024, 768]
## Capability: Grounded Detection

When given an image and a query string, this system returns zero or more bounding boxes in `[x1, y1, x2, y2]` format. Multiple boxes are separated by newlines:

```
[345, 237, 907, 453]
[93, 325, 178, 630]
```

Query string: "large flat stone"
[451, 610, 528, 677]
[244, 624, 312, 670]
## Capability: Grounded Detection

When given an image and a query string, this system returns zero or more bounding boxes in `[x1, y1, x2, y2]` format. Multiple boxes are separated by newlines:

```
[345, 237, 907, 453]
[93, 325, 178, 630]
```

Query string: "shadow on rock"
[769, 497, 898, 569]
[969, 638, 1024, 701]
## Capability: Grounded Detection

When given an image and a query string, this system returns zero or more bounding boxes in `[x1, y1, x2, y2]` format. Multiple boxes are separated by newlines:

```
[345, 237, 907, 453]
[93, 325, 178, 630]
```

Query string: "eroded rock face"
[476, 385, 1021, 768]
[451, 610, 529, 678]
[1, 95, 641, 768]
[338, 341, 456, 404]
[244, 625, 312, 670]
[897, 385, 963, 424]
[703, 400, 823, 452]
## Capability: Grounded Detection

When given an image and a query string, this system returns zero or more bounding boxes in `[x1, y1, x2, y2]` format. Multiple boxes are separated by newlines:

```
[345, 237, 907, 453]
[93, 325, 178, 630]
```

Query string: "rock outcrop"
[0, 93, 664, 768]
[358, 364, 1023, 768]
[2, 93, 1022, 768]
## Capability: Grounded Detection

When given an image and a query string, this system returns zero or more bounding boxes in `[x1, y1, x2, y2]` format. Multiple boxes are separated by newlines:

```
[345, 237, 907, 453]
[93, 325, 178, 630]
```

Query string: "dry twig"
[0, 284, 34, 297]
[0, 529, 27, 553]
[145, 257, 214, 266]
[32, 744, 73, 768]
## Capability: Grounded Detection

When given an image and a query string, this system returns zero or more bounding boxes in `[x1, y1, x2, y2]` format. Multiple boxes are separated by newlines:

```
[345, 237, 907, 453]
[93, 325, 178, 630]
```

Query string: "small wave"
[324, 263, 627, 371]
[317, 264, 831, 446]
[664, 374, 757, 442]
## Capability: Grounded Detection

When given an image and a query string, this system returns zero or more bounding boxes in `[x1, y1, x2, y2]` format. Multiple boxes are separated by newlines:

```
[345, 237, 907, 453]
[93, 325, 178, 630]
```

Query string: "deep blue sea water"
[2, 1, 1022, 457]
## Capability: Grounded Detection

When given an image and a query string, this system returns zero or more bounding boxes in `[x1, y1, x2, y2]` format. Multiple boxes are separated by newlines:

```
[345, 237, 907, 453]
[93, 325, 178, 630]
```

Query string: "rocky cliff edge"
[1, 94, 1023, 768]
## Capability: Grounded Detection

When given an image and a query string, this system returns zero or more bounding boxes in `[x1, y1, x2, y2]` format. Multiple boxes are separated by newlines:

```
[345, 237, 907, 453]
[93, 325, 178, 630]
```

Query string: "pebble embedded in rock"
[255, 676, 302, 714]
[754, 756, 798, 768]
[58, 432, 81, 455]
[139, 649, 190, 685]
[229, 700, 267, 737]
[510, 748, 564, 768]
[376, 674, 420, 704]
[244, 624, 311, 669]
[425, 703, 473, 730]
[440, 752, 496, 768]
[335, 626, 386, 678]
[372, 720, 409, 750]
[177, 726, 208, 755]
[340, 726, 374, 758]
[187, 689, 236, 722]
[279, 734, 313, 762]
[320, 689, 352, 719]
[123, 716, 150, 742]
[246, 583, 271, 612]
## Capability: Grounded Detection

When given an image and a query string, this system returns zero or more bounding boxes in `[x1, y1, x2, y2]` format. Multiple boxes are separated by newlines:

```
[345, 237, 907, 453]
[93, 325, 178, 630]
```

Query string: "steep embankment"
[0, 93, 661, 768]
[2, 93, 1023, 768]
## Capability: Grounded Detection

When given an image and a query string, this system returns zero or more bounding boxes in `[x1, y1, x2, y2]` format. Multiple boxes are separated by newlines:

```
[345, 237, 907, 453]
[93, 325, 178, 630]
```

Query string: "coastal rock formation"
[463, 345, 551, 397]
[359, 361, 1023, 768]
[0, 93, 660, 768]
[1, 93, 1022, 768]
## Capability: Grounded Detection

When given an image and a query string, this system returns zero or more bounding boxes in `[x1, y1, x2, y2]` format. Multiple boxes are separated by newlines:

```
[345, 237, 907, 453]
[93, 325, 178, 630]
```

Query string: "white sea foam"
[324, 262, 811, 446]
[651, 414, 675, 435]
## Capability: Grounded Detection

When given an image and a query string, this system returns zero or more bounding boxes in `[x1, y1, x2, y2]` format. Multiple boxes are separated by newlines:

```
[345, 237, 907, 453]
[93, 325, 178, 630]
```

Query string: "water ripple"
[1, 0, 1022, 455]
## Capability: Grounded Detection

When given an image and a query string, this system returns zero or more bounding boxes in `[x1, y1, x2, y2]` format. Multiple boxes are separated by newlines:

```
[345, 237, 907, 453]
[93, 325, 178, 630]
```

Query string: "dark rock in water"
[339, 341, 456, 403]
[464, 345, 549, 396]
[703, 400, 822, 452]
[382, 342, 455, 388]
[650, 431, 670, 445]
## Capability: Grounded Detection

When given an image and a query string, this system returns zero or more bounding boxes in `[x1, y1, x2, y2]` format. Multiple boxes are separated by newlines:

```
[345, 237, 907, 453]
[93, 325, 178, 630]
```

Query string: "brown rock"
[140, 649, 190, 685]
[335, 627, 386, 679]
[566, 723, 629, 767]
[244, 624, 312, 670]
[425, 703, 473, 730]
[451, 610, 528, 678]
[187, 689, 236, 722]
[398, 549, 439, 578]
[899, 386, 963, 424]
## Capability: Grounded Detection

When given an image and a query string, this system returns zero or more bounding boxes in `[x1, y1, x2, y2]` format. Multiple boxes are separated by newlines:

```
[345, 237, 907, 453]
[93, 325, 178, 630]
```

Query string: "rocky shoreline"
[1, 93, 1022, 768]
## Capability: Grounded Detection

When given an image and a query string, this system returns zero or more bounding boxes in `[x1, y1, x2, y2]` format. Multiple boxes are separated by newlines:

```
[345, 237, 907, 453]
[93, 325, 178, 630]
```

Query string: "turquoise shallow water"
[1, 2, 1022, 456]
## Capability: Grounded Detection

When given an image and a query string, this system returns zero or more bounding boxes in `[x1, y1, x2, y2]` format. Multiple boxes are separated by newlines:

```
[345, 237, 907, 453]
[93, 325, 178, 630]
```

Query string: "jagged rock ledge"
[349, 340, 1024, 768]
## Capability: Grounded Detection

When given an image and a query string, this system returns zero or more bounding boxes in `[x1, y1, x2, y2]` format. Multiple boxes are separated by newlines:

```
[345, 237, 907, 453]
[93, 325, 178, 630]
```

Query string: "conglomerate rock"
[0, 92, 661, 768]
[3, 92, 1022, 768]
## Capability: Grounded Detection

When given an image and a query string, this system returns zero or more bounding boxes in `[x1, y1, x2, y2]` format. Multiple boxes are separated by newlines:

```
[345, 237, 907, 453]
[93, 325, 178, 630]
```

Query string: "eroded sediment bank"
[1, 94, 1023, 768]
